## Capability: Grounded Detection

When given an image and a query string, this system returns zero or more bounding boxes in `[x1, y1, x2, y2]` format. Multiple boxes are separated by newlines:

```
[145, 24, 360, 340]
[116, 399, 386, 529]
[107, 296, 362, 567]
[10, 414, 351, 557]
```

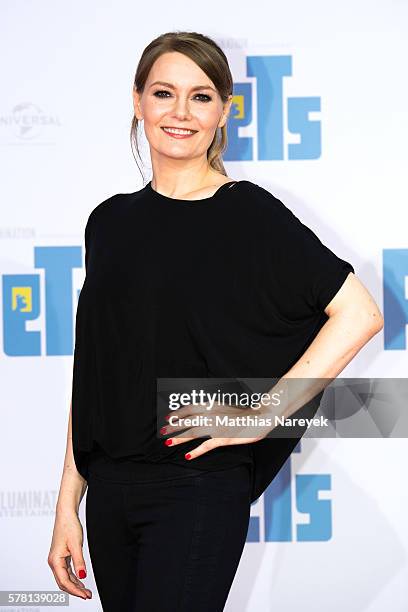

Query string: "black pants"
[85, 460, 252, 611]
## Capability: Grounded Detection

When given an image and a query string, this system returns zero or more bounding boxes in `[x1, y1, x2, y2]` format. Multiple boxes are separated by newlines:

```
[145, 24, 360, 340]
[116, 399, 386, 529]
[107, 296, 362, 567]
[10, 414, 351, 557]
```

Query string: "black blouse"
[71, 179, 354, 503]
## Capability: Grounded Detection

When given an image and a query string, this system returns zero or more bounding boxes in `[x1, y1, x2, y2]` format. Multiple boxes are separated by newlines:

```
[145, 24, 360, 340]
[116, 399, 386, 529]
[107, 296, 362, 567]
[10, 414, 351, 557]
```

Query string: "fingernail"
[165, 415, 170, 421]
[165, 439, 173, 446]
[185, 453, 191, 460]
[78, 569, 86, 578]
[159, 426, 167, 434]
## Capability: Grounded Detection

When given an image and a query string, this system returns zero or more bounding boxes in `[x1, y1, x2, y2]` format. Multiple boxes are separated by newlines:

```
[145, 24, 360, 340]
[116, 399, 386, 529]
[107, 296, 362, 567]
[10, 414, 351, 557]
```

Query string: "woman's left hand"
[161, 401, 274, 460]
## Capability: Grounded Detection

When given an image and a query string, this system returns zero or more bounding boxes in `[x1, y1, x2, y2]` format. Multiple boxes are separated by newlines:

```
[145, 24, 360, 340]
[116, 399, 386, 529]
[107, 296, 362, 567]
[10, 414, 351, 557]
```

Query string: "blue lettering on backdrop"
[2, 273, 41, 356]
[383, 249, 408, 350]
[247, 440, 332, 543]
[225, 55, 321, 161]
[2, 246, 82, 356]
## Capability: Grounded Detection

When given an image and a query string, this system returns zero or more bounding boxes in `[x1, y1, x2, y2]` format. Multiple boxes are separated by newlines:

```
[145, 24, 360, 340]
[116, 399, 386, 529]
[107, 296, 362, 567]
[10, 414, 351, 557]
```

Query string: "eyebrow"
[149, 80, 217, 93]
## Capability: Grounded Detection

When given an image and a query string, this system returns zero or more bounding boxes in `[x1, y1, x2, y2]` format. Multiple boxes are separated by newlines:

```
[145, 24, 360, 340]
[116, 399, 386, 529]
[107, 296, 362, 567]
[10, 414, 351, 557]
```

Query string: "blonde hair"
[130, 31, 233, 181]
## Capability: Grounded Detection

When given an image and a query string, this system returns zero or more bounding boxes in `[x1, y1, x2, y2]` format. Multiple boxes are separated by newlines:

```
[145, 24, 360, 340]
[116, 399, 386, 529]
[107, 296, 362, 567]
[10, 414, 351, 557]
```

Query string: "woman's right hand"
[47, 509, 92, 600]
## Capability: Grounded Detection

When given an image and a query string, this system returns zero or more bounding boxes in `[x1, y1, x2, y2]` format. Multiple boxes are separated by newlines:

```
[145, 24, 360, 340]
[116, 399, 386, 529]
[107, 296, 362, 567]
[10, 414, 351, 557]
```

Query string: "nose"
[171, 96, 192, 120]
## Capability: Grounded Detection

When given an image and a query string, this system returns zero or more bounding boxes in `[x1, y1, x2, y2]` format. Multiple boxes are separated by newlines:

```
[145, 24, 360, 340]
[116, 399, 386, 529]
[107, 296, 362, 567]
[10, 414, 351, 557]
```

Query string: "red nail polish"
[185, 453, 191, 460]
[165, 415, 170, 421]
[78, 569, 86, 579]
[165, 438, 173, 446]
[159, 426, 167, 434]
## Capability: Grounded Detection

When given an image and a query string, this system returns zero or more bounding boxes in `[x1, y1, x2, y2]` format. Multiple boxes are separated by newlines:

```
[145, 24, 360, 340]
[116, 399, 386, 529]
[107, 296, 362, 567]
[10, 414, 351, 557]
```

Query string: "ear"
[218, 94, 233, 129]
[132, 88, 143, 120]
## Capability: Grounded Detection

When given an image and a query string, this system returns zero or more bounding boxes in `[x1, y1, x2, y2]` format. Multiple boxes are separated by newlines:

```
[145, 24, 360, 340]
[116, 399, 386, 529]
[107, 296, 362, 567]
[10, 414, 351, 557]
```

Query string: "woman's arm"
[264, 272, 384, 421]
[285, 272, 383, 379]
[56, 401, 87, 515]
[47, 401, 92, 600]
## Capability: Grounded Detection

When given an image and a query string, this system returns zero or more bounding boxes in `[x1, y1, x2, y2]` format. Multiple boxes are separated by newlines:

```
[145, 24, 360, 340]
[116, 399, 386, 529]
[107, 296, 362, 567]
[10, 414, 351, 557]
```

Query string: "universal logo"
[0, 102, 61, 144]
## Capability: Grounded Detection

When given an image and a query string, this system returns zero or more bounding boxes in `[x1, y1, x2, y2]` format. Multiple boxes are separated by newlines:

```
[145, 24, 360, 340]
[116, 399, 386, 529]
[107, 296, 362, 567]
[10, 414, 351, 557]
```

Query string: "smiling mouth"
[161, 126, 198, 135]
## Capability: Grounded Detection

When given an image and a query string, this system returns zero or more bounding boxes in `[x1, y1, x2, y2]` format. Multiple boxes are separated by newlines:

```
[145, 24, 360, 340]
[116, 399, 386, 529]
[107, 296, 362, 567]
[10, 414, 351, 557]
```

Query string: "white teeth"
[162, 127, 195, 135]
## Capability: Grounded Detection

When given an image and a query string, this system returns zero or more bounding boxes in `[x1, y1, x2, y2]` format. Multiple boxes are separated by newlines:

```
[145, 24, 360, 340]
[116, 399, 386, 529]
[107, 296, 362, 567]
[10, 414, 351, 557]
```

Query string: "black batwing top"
[71, 179, 354, 503]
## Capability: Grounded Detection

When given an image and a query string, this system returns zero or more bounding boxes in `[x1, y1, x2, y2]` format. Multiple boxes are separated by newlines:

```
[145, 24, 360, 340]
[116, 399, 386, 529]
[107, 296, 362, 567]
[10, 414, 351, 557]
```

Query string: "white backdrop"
[1, 1, 407, 610]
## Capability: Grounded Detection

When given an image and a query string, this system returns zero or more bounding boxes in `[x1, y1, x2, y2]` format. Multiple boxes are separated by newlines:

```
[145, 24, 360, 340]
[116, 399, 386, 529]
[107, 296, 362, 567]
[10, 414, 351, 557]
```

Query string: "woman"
[47, 31, 384, 611]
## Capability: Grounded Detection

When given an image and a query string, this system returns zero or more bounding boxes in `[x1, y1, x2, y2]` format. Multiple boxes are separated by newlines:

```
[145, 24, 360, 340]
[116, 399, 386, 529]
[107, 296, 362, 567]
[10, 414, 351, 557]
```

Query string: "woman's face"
[133, 51, 232, 162]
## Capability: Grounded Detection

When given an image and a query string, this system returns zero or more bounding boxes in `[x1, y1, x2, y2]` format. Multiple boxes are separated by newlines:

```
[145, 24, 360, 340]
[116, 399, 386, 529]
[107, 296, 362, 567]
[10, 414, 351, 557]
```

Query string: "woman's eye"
[153, 90, 211, 102]
[153, 90, 171, 98]
[195, 93, 212, 102]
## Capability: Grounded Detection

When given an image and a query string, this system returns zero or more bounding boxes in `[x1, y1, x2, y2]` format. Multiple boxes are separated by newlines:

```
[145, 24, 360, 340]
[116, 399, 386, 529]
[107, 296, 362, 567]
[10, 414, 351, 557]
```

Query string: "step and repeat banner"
[1, 1, 407, 610]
